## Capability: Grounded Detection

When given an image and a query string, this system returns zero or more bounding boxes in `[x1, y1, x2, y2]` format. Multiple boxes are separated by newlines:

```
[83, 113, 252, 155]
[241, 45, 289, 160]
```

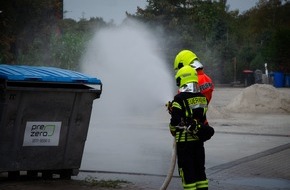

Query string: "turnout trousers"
[177, 140, 208, 190]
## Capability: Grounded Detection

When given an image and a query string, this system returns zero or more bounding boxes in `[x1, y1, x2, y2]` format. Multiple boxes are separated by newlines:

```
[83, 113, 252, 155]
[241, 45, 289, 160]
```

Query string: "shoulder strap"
[182, 99, 193, 124]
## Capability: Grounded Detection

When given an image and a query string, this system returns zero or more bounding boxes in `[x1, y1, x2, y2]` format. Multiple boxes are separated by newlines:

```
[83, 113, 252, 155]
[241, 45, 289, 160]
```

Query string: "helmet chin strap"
[179, 83, 200, 93]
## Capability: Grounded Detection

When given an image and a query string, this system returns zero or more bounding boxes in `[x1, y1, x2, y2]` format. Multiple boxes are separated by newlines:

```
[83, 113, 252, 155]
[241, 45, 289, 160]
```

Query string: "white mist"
[79, 19, 176, 177]
[81, 19, 175, 119]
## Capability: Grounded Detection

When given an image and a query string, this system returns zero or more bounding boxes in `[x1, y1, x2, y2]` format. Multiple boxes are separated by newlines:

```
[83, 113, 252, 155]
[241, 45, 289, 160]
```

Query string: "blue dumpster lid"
[0, 64, 101, 84]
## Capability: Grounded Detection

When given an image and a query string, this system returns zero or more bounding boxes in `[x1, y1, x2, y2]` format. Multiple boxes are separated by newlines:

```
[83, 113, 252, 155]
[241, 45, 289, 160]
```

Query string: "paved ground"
[207, 142, 290, 189]
[1, 86, 290, 190]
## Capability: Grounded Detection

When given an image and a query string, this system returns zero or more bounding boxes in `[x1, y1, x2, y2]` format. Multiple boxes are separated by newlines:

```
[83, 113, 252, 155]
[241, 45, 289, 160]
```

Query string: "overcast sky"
[63, 0, 258, 24]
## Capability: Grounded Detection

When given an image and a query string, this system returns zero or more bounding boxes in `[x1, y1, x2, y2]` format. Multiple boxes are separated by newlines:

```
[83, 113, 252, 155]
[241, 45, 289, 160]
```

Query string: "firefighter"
[174, 49, 214, 103]
[169, 65, 214, 190]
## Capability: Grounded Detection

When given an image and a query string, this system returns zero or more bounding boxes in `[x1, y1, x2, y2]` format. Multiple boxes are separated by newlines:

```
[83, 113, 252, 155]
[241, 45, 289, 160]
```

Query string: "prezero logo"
[30, 124, 55, 137]
[23, 122, 61, 146]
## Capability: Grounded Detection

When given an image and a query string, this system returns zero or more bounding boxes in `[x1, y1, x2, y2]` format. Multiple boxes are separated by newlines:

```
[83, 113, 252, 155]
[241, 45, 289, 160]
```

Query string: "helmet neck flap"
[179, 83, 200, 93]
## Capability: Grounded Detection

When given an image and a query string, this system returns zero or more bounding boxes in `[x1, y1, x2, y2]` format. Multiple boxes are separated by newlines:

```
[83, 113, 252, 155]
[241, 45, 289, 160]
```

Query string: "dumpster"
[243, 70, 255, 87]
[273, 72, 284, 88]
[0, 64, 102, 179]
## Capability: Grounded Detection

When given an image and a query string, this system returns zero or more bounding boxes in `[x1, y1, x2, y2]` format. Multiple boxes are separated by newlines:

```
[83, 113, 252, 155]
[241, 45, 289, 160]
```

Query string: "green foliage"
[235, 0, 290, 75]
[16, 19, 97, 70]
[0, 0, 63, 63]
[134, 0, 231, 82]
[84, 176, 130, 188]
[0, 0, 108, 70]
[250, 52, 266, 70]
[1, 0, 290, 82]
[262, 28, 290, 72]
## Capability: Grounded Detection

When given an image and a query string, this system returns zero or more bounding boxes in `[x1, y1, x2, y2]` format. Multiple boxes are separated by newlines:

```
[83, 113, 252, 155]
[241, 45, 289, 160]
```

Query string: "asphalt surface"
[74, 87, 290, 190]
[1, 87, 290, 190]
[75, 130, 290, 190]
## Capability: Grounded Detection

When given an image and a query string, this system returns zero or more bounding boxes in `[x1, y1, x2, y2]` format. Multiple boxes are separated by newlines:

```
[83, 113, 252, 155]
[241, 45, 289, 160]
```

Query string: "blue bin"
[273, 72, 284, 87]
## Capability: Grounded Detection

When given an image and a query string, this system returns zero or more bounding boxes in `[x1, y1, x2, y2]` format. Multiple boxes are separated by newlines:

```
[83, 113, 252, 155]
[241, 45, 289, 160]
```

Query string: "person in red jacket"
[191, 60, 214, 103]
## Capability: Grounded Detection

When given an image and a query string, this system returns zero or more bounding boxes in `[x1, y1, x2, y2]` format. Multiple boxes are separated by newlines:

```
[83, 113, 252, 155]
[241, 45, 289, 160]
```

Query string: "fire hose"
[160, 138, 177, 190]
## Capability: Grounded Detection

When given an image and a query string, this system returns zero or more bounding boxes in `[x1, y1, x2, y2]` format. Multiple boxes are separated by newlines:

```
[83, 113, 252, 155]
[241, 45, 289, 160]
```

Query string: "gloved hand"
[186, 119, 201, 134]
[196, 124, 215, 142]
[165, 101, 173, 114]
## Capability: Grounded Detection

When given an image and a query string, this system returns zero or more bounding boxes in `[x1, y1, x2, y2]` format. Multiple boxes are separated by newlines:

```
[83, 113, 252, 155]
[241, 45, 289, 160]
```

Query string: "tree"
[0, 0, 63, 63]
[0, 0, 110, 69]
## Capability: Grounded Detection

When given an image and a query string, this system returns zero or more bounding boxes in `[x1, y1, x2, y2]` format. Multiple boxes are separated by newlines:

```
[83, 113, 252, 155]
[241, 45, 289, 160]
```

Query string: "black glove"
[186, 119, 200, 134]
[187, 119, 215, 142]
[197, 125, 215, 142]
[165, 101, 173, 114]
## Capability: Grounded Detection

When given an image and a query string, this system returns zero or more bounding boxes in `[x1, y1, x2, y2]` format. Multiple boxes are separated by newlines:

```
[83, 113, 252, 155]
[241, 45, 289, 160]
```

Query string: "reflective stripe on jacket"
[169, 92, 208, 142]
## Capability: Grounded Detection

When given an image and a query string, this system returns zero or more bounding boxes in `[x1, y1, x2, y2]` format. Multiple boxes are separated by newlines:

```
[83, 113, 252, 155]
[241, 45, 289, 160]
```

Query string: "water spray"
[81, 19, 175, 117]
[80, 19, 176, 189]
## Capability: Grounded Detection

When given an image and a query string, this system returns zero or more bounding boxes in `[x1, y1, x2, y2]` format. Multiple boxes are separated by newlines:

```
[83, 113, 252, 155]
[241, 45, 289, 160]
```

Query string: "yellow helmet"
[174, 50, 199, 71]
[175, 65, 198, 87]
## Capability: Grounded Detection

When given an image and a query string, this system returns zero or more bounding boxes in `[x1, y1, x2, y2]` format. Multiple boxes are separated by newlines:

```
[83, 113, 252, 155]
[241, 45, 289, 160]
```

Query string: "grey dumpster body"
[0, 64, 102, 178]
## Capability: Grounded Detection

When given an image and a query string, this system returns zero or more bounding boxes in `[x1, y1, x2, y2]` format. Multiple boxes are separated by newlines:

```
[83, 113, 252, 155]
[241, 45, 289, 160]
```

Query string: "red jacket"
[197, 69, 214, 103]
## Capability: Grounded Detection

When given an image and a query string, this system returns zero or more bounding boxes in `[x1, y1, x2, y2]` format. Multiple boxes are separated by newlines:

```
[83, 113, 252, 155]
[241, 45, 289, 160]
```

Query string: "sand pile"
[207, 104, 230, 119]
[225, 84, 290, 113]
